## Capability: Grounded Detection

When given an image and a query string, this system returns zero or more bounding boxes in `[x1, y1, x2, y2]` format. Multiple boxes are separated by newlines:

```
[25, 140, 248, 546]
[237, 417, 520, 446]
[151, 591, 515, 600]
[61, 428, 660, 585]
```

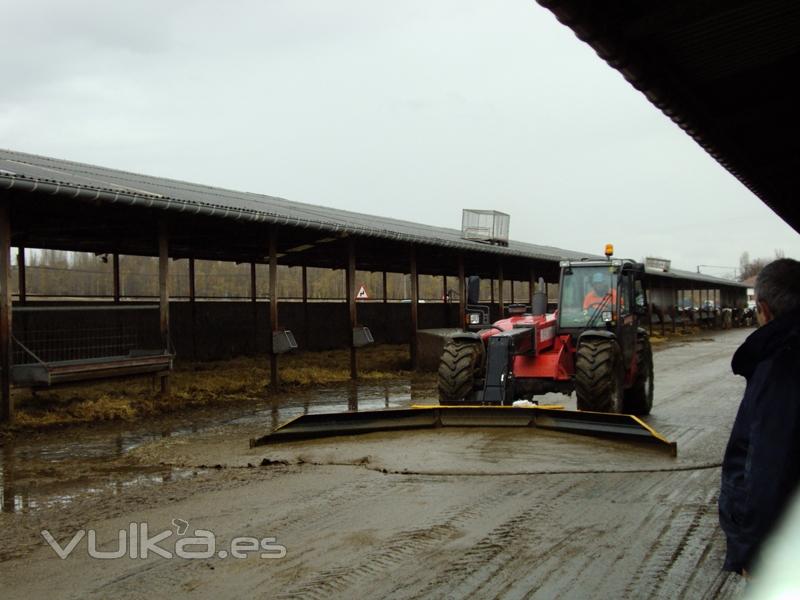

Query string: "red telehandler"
[438, 246, 654, 414]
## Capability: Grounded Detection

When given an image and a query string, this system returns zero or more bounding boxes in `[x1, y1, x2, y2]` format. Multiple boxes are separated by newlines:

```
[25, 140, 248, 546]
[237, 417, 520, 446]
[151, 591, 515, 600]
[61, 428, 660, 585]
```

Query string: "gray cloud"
[1, 0, 796, 275]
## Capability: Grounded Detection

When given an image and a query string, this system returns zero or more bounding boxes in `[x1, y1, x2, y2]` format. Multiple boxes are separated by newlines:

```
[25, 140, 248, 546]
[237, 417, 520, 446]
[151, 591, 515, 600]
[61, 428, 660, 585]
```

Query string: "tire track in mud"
[621, 482, 721, 599]
[272, 478, 554, 600]
[401, 478, 584, 600]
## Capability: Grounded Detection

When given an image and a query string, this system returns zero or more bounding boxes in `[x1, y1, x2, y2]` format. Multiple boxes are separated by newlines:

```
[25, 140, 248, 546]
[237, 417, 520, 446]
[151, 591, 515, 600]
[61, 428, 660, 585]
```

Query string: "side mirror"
[467, 276, 481, 305]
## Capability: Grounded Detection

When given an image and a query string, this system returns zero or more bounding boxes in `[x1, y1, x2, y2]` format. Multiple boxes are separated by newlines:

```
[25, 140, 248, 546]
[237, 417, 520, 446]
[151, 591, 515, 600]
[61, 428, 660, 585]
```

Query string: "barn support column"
[409, 248, 419, 371]
[158, 221, 170, 395]
[250, 262, 258, 354]
[111, 252, 121, 359]
[346, 238, 357, 379]
[1, 204, 12, 422]
[302, 265, 309, 349]
[672, 281, 677, 333]
[189, 257, 197, 359]
[17, 247, 26, 303]
[458, 255, 466, 329]
[529, 268, 535, 309]
[112, 253, 121, 303]
[382, 270, 388, 343]
[442, 275, 449, 327]
[269, 227, 279, 388]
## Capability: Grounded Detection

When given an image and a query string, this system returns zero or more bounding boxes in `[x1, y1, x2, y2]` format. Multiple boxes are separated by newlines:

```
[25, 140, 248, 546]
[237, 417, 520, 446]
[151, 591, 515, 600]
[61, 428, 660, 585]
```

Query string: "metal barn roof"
[0, 148, 744, 288]
[0, 148, 589, 264]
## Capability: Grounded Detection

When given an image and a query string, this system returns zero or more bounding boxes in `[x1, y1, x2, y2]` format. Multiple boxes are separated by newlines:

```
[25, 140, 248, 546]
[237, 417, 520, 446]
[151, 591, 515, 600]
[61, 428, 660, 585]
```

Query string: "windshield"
[559, 266, 618, 328]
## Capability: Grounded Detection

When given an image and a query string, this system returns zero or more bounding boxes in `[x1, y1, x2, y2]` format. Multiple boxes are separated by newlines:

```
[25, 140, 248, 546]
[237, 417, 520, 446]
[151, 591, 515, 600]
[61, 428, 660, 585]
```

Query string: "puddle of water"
[0, 378, 437, 513]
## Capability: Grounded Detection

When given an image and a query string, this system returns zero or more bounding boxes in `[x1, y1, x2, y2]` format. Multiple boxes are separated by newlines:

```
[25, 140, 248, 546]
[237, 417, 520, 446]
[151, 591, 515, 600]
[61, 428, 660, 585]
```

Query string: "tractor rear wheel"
[575, 338, 624, 413]
[438, 339, 483, 405]
[623, 335, 654, 415]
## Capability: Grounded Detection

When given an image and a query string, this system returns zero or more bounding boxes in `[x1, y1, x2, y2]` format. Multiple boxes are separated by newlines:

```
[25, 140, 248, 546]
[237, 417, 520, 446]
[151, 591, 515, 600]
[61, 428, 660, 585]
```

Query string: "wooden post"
[17, 247, 26, 303]
[269, 227, 279, 387]
[189, 257, 197, 359]
[409, 247, 419, 370]
[250, 262, 257, 354]
[381, 270, 389, 349]
[458, 255, 466, 329]
[346, 238, 357, 379]
[111, 252, 121, 362]
[112, 252, 121, 303]
[497, 263, 504, 318]
[442, 274, 449, 327]
[672, 282, 677, 333]
[158, 221, 170, 395]
[302, 265, 309, 349]
[0, 204, 12, 423]
[510, 279, 515, 304]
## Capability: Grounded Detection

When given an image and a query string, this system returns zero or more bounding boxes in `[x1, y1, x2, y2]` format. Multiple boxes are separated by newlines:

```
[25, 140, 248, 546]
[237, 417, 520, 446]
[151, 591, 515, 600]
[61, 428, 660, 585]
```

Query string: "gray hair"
[755, 258, 800, 318]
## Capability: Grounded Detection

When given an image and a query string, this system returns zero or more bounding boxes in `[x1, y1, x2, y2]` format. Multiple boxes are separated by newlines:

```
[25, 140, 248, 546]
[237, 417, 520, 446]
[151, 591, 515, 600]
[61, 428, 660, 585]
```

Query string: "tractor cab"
[557, 257, 648, 368]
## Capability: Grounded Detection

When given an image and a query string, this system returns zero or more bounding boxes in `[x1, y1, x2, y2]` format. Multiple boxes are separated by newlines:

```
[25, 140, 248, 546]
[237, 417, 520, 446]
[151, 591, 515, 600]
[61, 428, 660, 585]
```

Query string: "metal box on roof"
[645, 257, 671, 272]
[461, 210, 510, 246]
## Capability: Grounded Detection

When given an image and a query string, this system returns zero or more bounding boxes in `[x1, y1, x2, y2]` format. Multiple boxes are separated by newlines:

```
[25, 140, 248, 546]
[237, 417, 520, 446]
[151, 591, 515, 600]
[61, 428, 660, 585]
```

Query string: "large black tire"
[574, 338, 624, 413]
[438, 340, 484, 405]
[624, 335, 654, 415]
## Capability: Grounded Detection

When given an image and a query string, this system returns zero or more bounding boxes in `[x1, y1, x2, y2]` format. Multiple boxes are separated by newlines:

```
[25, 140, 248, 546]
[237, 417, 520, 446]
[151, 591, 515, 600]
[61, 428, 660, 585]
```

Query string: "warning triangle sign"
[356, 285, 369, 300]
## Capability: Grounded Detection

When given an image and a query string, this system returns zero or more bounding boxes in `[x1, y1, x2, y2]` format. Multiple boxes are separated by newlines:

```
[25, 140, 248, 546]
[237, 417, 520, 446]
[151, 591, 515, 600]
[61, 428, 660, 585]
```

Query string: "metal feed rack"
[10, 304, 173, 388]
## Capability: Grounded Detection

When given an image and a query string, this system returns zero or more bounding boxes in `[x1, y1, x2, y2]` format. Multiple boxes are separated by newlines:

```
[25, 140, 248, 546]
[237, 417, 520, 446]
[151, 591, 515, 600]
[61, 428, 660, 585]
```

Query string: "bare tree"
[738, 250, 786, 282]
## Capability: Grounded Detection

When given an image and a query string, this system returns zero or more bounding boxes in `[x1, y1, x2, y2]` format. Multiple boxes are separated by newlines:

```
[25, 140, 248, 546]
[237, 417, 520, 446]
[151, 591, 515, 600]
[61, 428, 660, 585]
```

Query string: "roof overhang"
[536, 0, 800, 234]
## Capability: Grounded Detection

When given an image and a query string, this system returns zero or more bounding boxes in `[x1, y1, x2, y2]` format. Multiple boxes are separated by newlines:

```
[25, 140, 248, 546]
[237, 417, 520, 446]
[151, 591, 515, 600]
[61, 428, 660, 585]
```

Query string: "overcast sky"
[2, 0, 797, 278]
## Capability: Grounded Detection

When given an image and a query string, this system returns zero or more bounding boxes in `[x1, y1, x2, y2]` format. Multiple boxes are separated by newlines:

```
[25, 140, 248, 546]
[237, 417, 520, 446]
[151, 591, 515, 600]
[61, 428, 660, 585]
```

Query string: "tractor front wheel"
[438, 339, 484, 405]
[623, 335, 654, 415]
[575, 338, 624, 413]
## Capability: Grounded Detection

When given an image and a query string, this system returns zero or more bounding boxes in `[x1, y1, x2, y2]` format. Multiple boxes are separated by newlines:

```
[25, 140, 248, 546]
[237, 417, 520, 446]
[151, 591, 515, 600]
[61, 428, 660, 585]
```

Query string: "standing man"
[719, 258, 800, 576]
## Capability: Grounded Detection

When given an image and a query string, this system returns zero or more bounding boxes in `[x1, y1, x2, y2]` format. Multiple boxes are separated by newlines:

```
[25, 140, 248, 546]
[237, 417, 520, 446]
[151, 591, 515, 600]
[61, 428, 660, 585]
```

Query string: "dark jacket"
[719, 309, 800, 573]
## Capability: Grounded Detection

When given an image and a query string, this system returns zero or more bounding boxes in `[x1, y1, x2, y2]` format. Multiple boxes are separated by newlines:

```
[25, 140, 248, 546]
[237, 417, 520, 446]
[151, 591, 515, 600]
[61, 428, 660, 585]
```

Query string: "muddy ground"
[0, 330, 751, 599]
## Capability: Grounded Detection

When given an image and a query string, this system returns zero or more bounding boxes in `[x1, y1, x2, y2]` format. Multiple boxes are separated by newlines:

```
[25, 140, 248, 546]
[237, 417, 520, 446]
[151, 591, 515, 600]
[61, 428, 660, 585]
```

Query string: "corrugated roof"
[0, 148, 745, 288]
[0, 148, 590, 263]
[645, 267, 746, 288]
